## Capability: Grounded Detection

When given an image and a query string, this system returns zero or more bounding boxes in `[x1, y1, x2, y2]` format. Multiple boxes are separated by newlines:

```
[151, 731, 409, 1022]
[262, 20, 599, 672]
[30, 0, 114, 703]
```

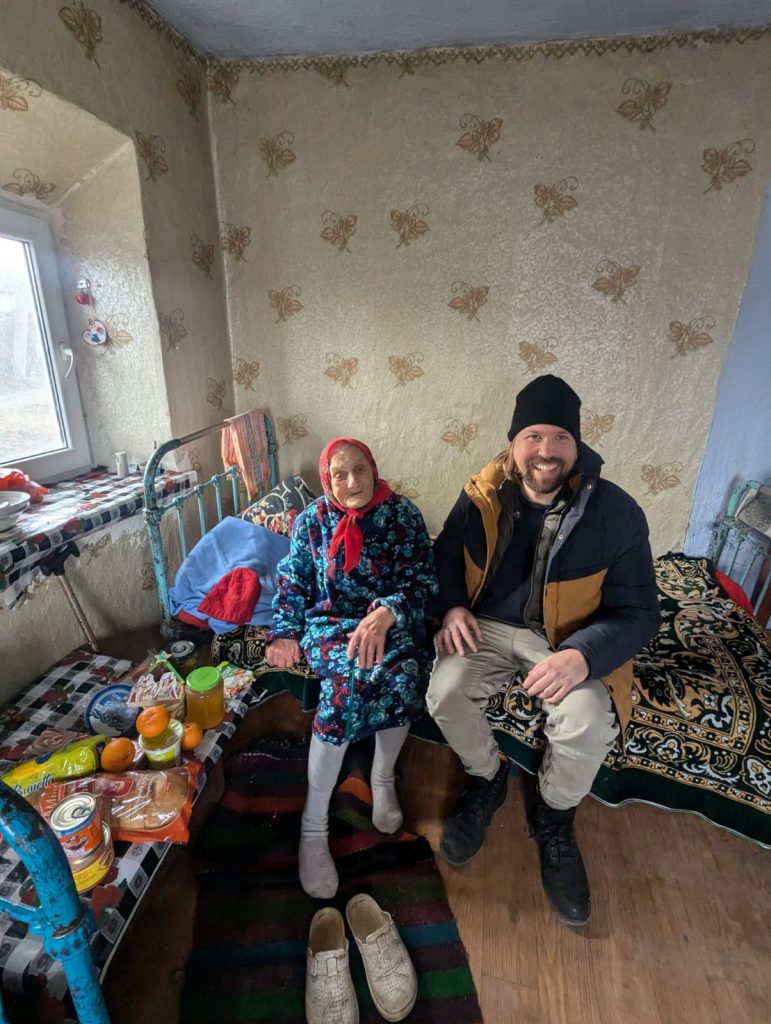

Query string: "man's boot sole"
[438, 780, 509, 867]
[555, 907, 591, 928]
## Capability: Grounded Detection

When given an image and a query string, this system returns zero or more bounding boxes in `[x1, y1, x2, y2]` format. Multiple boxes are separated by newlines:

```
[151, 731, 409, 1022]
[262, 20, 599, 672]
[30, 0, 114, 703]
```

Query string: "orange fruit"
[182, 721, 203, 751]
[100, 737, 135, 773]
[136, 705, 171, 739]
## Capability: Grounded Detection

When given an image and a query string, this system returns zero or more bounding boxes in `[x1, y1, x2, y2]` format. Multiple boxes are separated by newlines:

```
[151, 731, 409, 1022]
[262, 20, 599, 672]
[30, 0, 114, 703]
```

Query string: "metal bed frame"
[143, 415, 279, 639]
[709, 478, 770, 621]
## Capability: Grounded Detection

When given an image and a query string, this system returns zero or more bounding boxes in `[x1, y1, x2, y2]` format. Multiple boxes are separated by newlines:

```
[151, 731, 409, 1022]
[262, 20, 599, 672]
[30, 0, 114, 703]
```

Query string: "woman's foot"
[371, 777, 403, 834]
[299, 834, 339, 898]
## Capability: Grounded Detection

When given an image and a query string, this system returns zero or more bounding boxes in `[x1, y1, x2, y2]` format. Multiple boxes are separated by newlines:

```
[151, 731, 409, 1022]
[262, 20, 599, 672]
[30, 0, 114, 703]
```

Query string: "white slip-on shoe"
[306, 907, 359, 1024]
[345, 894, 417, 1022]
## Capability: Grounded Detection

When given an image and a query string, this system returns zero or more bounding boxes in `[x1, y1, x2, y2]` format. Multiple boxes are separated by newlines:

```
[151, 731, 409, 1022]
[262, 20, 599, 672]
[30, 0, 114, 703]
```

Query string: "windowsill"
[0, 468, 197, 609]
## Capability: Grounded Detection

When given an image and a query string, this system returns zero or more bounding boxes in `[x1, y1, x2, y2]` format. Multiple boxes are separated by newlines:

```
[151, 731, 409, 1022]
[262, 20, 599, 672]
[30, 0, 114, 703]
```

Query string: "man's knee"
[426, 655, 468, 718]
[546, 680, 618, 744]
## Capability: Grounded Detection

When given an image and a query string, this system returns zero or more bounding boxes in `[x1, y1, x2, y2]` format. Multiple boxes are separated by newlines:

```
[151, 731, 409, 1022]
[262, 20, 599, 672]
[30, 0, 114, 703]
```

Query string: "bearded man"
[426, 374, 660, 926]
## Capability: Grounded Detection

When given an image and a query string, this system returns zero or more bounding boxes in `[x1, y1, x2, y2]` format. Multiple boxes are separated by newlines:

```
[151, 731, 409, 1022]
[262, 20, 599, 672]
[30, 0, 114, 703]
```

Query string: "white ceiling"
[147, 0, 771, 59]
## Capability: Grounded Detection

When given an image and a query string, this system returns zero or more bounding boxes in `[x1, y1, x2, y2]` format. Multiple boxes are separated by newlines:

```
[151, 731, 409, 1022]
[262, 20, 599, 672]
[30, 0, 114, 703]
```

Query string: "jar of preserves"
[185, 667, 225, 730]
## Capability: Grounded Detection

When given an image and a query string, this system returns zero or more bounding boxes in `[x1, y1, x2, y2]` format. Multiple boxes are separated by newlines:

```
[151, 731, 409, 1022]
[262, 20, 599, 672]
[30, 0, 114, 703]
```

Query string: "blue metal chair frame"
[709, 478, 771, 619]
[0, 781, 109, 1023]
[143, 415, 279, 639]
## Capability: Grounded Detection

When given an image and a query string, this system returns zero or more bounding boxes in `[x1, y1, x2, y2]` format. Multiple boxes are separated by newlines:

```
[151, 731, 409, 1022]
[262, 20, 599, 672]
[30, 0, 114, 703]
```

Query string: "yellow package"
[1, 735, 108, 796]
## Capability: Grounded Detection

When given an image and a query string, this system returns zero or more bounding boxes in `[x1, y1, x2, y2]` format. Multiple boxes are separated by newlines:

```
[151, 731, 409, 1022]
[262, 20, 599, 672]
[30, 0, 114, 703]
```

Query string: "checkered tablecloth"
[0, 469, 196, 609]
[0, 650, 266, 1018]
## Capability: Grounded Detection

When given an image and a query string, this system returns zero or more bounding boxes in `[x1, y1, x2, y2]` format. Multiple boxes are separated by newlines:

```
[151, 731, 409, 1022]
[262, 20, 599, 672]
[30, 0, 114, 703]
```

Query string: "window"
[0, 200, 90, 481]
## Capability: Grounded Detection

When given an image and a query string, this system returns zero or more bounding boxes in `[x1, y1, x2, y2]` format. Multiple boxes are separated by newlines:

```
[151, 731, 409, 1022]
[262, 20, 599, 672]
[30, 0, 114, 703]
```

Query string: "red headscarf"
[319, 437, 393, 576]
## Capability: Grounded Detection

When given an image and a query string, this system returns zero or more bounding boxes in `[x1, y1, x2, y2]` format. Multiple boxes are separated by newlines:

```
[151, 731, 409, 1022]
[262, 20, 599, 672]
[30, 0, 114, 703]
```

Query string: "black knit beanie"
[507, 374, 582, 442]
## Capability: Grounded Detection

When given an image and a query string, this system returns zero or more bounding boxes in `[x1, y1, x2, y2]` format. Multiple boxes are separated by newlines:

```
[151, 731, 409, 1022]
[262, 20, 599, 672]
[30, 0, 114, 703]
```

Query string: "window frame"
[0, 198, 91, 482]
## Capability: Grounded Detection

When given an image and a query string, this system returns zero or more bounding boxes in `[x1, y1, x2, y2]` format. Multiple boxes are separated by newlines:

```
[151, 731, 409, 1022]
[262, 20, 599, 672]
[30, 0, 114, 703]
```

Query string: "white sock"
[299, 735, 348, 899]
[371, 724, 410, 834]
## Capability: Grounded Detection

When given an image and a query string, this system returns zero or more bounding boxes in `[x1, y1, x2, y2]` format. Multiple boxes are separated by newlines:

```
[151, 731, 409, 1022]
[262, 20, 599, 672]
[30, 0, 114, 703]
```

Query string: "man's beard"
[516, 457, 576, 495]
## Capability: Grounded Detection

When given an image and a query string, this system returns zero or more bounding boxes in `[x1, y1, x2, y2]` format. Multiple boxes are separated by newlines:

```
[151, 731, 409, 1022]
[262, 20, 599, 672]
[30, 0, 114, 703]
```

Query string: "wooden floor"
[102, 689, 771, 1024]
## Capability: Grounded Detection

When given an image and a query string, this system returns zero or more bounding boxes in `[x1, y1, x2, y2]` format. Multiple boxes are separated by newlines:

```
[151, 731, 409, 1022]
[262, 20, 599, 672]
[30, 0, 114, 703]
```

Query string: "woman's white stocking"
[299, 735, 348, 898]
[371, 724, 410, 834]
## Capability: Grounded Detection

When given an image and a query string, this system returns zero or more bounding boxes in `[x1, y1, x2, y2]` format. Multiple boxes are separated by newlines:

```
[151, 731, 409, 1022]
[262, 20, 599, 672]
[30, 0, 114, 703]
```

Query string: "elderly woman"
[266, 437, 437, 898]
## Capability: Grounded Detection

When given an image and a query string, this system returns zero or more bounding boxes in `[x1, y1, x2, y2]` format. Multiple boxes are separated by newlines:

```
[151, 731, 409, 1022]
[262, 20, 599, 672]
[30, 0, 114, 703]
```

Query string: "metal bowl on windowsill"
[0, 491, 31, 533]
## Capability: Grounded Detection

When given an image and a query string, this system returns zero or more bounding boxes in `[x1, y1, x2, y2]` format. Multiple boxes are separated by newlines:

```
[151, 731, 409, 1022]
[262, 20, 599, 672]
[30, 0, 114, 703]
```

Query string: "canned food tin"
[167, 641, 198, 676]
[50, 794, 102, 859]
[69, 821, 114, 894]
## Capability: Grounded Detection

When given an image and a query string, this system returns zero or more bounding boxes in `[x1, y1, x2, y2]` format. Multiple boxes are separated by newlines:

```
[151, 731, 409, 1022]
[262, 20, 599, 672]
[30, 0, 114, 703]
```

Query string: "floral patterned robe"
[271, 494, 438, 744]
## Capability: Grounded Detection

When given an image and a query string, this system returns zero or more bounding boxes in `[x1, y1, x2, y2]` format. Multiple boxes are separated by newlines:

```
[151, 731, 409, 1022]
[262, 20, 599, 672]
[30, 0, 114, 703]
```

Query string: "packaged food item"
[138, 718, 184, 769]
[185, 667, 225, 730]
[217, 662, 255, 700]
[50, 793, 103, 859]
[1, 735, 107, 796]
[0, 728, 86, 763]
[127, 653, 185, 720]
[34, 765, 199, 843]
[167, 641, 198, 677]
[69, 821, 114, 894]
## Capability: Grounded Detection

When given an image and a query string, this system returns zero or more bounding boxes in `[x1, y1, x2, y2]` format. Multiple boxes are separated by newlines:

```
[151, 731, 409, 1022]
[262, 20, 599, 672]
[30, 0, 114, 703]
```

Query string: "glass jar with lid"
[185, 667, 225, 730]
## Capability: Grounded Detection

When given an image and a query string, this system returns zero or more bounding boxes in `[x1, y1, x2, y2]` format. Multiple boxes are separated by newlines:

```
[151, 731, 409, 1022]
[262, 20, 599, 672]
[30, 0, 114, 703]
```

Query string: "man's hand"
[435, 606, 483, 657]
[265, 638, 301, 668]
[522, 648, 589, 704]
[346, 606, 396, 668]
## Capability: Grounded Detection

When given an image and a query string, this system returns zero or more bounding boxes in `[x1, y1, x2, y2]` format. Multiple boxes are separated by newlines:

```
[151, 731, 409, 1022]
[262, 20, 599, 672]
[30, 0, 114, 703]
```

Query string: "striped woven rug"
[180, 737, 482, 1024]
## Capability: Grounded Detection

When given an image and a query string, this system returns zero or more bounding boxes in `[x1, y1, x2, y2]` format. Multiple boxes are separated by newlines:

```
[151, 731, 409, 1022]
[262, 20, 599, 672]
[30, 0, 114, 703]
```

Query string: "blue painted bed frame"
[143, 415, 279, 639]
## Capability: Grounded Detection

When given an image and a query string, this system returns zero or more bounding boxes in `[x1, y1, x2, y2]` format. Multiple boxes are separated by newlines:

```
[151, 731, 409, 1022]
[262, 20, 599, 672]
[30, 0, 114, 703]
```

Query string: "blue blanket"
[169, 517, 290, 633]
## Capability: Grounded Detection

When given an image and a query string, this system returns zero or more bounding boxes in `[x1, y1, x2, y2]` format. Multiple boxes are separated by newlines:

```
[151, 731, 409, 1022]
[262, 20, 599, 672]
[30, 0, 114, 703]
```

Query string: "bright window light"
[0, 201, 90, 481]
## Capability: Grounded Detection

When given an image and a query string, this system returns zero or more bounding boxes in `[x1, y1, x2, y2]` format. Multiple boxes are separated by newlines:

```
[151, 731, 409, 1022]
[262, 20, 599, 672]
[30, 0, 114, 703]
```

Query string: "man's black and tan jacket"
[433, 444, 661, 731]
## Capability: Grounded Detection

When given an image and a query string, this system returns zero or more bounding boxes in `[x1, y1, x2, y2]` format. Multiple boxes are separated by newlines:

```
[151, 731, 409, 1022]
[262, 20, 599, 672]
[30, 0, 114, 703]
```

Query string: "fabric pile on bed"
[170, 517, 289, 632]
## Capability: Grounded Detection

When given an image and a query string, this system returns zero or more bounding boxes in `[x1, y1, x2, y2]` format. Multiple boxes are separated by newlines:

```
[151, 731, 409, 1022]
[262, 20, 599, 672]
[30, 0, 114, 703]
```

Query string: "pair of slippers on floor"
[306, 893, 417, 1023]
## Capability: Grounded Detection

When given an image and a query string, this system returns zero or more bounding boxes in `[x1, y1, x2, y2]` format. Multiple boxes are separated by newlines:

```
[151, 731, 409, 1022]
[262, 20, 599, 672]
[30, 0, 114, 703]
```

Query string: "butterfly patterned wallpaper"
[210, 33, 771, 552]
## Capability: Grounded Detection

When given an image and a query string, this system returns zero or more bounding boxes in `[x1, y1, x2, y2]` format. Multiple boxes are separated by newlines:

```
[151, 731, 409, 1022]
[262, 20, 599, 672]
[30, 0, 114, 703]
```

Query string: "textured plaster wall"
[684, 181, 771, 557]
[0, 0, 231, 688]
[210, 38, 771, 550]
[58, 143, 171, 467]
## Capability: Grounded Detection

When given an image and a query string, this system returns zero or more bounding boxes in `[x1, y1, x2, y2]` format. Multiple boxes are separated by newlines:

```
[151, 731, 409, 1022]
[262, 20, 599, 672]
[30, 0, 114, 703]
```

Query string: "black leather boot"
[439, 759, 509, 866]
[530, 795, 591, 926]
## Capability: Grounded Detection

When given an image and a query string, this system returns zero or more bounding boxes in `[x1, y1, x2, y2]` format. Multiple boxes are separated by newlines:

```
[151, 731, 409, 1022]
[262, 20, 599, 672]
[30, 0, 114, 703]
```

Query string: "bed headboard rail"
[142, 415, 279, 637]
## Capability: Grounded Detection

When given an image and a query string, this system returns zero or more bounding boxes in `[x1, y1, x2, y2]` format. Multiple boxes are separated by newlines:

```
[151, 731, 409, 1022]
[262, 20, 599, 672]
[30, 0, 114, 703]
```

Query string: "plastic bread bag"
[1, 735, 108, 796]
[31, 764, 200, 844]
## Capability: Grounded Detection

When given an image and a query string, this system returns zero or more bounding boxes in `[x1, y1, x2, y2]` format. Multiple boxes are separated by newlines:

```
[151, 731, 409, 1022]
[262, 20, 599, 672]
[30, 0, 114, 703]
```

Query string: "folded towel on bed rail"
[169, 517, 289, 632]
[222, 409, 272, 500]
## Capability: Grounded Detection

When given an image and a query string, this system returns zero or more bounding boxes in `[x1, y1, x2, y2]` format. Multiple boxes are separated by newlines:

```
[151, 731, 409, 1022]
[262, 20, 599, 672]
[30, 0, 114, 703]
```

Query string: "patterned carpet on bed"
[180, 738, 482, 1024]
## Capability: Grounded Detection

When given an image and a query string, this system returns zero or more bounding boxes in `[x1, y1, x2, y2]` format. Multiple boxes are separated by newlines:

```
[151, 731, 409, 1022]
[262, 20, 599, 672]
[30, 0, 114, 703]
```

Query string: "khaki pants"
[426, 618, 619, 810]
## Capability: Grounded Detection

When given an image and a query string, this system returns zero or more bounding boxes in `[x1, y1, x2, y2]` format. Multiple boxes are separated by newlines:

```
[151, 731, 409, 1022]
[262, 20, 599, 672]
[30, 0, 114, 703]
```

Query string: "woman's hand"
[346, 606, 396, 668]
[265, 638, 301, 668]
